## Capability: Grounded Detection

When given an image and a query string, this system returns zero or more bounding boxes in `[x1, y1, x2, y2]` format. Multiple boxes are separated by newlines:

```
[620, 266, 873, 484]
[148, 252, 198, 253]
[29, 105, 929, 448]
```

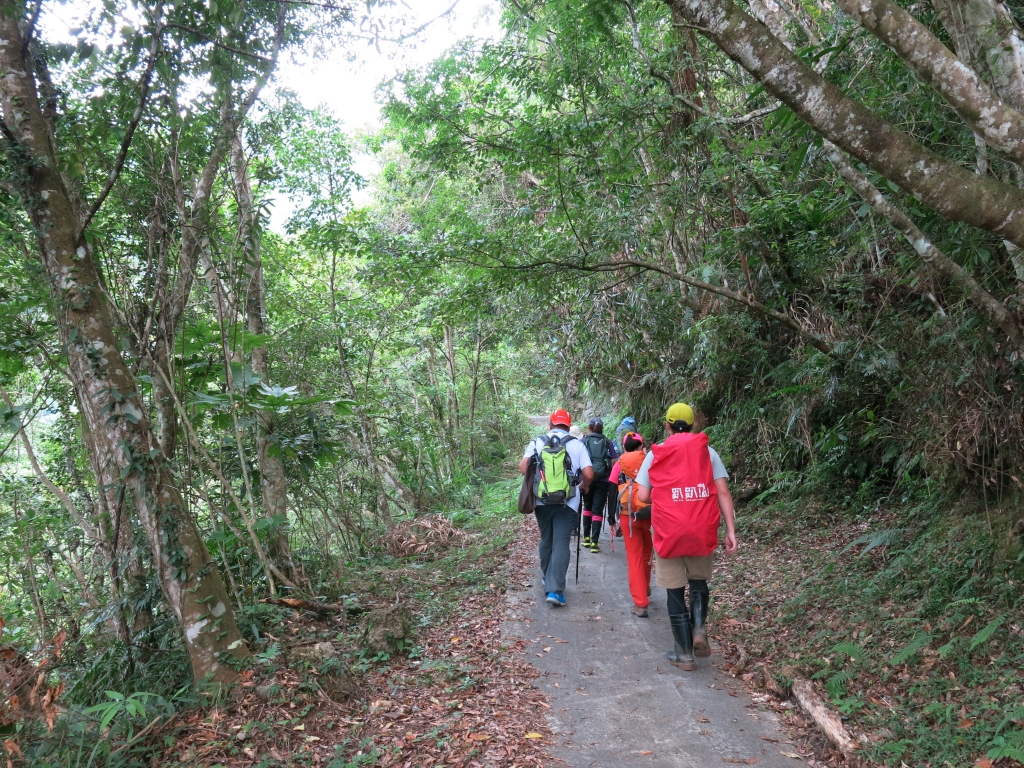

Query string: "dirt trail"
[504, 523, 800, 767]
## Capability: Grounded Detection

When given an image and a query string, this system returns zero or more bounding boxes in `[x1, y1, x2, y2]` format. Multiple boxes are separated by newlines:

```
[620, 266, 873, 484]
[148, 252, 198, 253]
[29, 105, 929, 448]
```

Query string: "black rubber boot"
[689, 580, 710, 658]
[667, 614, 695, 670]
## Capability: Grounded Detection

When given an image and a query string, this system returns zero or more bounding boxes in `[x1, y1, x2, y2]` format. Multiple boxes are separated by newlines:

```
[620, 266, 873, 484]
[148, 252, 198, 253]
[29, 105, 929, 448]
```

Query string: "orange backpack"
[617, 450, 651, 520]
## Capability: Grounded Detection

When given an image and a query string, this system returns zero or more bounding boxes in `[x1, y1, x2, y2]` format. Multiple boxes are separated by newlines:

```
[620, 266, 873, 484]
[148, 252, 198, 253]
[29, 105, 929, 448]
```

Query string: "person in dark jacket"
[581, 418, 617, 553]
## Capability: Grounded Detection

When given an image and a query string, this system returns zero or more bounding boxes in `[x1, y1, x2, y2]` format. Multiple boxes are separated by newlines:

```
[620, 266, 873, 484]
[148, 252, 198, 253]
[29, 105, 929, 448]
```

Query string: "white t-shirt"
[634, 445, 728, 489]
[522, 429, 593, 512]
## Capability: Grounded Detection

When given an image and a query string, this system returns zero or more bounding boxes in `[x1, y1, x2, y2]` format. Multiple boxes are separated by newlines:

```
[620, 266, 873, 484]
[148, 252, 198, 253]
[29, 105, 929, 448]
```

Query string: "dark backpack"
[583, 433, 612, 480]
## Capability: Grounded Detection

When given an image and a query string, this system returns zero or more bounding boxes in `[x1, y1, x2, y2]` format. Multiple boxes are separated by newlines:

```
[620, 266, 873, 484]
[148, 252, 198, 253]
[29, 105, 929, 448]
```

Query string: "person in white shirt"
[519, 409, 593, 607]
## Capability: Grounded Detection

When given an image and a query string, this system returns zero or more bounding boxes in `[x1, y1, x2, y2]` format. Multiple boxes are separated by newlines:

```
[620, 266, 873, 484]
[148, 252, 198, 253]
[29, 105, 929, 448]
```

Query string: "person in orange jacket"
[617, 432, 654, 618]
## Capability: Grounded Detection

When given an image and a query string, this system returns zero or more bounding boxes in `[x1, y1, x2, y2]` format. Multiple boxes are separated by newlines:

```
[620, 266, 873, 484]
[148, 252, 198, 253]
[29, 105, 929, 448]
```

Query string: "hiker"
[581, 418, 617, 553]
[615, 415, 638, 446]
[636, 403, 737, 671]
[617, 432, 653, 618]
[519, 409, 593, 608]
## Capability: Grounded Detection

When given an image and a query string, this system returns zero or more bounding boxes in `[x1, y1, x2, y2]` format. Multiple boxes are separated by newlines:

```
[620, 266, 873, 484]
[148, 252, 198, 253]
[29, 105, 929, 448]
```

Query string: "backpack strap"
[535, 433, 575, 461]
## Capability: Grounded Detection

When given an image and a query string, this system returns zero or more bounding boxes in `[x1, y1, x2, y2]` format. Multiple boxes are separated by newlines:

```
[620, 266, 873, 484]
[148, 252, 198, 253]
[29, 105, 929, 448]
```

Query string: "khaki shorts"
[653, 551, 713, 589]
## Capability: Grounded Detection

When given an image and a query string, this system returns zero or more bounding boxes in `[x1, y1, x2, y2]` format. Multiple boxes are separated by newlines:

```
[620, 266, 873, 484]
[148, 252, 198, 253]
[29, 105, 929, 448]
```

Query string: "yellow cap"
[665, 403, 695, 425]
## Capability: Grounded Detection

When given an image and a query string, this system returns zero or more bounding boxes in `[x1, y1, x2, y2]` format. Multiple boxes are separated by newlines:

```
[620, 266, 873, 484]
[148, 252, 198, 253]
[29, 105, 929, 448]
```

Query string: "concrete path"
[504, 524, 798, 767]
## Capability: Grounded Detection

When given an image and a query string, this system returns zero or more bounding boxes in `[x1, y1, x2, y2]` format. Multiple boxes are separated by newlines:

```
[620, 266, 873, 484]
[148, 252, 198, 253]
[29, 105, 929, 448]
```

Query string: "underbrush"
[158, 475, 540, 767]
[716, 484, 1024, 767]
[4, 479, 525, 768]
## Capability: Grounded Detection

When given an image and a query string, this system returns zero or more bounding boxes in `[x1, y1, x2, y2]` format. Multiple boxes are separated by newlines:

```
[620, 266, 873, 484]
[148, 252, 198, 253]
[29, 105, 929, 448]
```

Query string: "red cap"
[550, 409, 572, 427]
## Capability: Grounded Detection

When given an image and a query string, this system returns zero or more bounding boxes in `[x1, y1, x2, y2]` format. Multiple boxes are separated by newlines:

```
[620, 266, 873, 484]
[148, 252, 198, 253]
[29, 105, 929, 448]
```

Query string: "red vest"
[647, 432, 720, 557]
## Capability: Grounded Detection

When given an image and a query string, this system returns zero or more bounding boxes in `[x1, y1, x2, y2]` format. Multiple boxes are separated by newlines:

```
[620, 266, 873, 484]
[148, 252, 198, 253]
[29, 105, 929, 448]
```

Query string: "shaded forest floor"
[61, 479, 1021, 768]
[712, 494, 1024, 768]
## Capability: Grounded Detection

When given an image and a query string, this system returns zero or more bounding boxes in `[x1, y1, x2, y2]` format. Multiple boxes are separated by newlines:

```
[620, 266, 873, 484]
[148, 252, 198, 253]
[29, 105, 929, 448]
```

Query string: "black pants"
[582, 480, 613, 539]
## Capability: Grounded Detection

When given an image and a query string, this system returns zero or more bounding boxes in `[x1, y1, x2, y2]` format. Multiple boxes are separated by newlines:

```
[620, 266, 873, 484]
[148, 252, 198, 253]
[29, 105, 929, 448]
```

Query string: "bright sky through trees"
[39, 0, 501, 220]
[277, 0, 501, 213]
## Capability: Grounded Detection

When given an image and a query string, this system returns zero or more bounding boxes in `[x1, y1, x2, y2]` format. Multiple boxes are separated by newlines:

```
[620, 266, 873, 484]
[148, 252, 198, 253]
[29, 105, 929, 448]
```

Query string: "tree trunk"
[932, 0, 1024, 284]
[443, 325, 461, 433]
[12, 498, 48, 642]
[0, 10, 249, 683]
[329, 252, 394, 527]
[468, 323, 483, 468]
[745, 0, 1023, 346]
[663, 0, 1024, 248]
[836, 0, 1024, 166]
[933, 0, 1024, 110]
[229, 133, 295, 579]
[823, 142, 1024, 345]
[151, 98, 235, 465]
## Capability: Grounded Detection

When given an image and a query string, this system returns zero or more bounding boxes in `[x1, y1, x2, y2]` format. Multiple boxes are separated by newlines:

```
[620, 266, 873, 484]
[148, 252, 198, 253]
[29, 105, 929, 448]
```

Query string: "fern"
[936, 638, 959, 659]
[949, 597, 982, 607]
[969, 614, 1006, 651]
[987, 743, 1024, 762]
[829, 641, 865, 661]
[839, 527, 903, 557]
[995, 706, 1024, 735]
[825, 670, 852, 700]
[889, 632, 931, 666]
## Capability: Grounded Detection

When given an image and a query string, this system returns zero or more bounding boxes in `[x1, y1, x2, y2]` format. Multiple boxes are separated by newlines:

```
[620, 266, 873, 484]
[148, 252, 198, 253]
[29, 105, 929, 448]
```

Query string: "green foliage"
[889, 632, 932, 666]
[839, 528, 904, 557]
[828, 641, 866, 661]
[17, 689, 185, 768]
[4, 0, 1024, 763]
[969, 614, 1006, 651]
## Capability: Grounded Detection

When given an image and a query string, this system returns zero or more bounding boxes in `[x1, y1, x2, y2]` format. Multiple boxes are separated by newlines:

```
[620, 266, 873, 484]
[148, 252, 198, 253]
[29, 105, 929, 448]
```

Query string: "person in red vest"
[636, 403, 737, 671]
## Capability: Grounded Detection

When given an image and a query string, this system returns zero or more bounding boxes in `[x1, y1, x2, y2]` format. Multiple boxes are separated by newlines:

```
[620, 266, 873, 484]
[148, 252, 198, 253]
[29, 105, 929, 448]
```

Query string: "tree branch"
[149, 359, 300, 592]
[663, 0, 1024, 249]
[0, 383, 84, 524]
[78, 0, 163, 238]
[164, 23, 274, 63]
[21, 0, 43, 57]
[836, 0, 1024, 166]
[393, 0, 462, 42]
[464, 252, 835, 353]
[824, 141, 1024, 347]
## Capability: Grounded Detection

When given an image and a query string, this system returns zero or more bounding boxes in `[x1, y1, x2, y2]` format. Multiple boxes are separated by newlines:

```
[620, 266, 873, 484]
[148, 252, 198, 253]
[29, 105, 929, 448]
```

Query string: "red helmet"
[549, 409, 572, 427]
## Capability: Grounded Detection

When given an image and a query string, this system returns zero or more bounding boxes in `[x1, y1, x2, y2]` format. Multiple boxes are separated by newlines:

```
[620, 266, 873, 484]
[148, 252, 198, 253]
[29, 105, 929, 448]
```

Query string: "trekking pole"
[575, 510, 582, 584]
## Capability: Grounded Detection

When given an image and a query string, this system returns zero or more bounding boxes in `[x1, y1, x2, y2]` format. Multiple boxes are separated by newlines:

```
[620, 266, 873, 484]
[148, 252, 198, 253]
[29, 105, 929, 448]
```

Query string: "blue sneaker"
[545, 592, 566, 607]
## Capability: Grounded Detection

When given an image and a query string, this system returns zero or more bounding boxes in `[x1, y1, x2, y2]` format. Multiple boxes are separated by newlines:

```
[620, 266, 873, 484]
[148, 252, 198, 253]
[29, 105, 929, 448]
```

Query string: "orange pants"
[622, 516, 653, 608]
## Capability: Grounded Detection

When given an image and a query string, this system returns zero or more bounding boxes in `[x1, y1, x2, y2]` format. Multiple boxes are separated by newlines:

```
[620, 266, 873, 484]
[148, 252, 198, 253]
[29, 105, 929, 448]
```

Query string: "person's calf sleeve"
[667, 586, 687, 616]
